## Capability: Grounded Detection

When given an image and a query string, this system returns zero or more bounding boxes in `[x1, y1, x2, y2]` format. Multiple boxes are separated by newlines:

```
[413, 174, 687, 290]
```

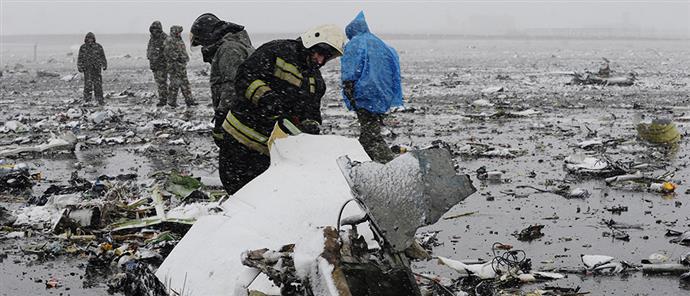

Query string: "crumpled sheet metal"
[339, 148, 476, 252]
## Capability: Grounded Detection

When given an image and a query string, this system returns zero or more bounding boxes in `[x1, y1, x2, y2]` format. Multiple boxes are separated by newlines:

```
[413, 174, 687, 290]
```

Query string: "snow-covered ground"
[1, 34, 689, 295]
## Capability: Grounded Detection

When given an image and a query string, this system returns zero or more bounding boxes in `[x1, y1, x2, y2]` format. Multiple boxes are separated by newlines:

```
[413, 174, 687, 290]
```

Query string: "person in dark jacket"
[164, 25, 197, 107]
[190, 13, 254, 146]
[217, 24, 346, 194]
[77, 32, 107, 104]
[341, 12, 403, 163]
[147, 21, 169, 106]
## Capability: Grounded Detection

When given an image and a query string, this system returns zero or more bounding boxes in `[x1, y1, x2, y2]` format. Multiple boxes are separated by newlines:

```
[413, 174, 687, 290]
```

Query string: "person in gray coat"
[190, 13, 254, 146]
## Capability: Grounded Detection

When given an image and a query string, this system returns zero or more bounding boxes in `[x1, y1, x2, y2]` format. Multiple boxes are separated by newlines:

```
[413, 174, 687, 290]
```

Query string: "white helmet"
[300, 24, 346, 57]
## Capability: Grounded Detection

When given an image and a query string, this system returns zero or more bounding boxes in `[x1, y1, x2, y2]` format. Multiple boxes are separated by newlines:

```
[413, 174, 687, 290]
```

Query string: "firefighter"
[217, 24, 346, 194]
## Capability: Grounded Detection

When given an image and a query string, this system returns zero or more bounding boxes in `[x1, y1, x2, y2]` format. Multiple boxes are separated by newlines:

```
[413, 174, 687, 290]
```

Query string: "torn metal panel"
[338, 148, 475, 252]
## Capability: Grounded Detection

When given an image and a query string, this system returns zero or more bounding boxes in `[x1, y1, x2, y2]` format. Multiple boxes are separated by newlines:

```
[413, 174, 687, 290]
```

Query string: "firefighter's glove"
[300, 119, 321, 135]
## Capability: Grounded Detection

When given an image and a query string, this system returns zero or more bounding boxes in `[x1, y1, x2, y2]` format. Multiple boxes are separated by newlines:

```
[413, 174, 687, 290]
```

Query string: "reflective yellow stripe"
[309, 77, 316, 93]
[251, 85, 271, 105]
[280, 119, 302, 135]
[224, 124, 270, 155]
[275, 57, 302, 78]
[274, 57, 302, 87]
[245, 80, 271, 105]
[274, 69, 302, 87]
[224, 112, 268, 143]
[222, 113, 269, 155]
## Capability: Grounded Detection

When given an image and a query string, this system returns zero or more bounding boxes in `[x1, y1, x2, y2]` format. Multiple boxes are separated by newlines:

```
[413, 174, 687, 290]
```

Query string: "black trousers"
[83, 68, 103, 100]
[218, 136, 270, 195]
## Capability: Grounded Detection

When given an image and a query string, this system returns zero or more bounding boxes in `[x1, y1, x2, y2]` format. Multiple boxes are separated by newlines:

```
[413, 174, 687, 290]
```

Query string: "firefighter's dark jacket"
[223, 39, 326, 154]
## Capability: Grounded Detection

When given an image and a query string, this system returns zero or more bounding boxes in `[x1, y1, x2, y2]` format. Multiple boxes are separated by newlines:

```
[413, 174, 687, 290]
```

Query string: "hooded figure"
[77, 32, 107, 103]
[163, 25, 196, 107]
[147, 21, 169, 106]
[190, 13, 254, 146]
[341, 11, 403, 163]
[342, 11, 403, 114]
[147, 21, 167, 70]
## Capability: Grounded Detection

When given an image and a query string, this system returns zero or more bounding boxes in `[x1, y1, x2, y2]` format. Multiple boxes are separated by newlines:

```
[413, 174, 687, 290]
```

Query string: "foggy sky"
[1, 0, 689, 37]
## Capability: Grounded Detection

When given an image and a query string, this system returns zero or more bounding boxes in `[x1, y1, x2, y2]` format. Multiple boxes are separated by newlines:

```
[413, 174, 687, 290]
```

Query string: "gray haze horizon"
[1, 0, 689, 38]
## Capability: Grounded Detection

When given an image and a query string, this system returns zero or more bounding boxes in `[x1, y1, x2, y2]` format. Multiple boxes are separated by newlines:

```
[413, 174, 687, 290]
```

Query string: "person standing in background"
[77, 32, 107, 105]
[147, 21, 169, 107]
[164, 25, 197, 107]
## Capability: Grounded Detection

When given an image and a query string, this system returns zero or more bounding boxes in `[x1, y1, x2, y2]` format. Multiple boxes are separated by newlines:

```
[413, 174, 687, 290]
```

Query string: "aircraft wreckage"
[156, 131, 476, 295]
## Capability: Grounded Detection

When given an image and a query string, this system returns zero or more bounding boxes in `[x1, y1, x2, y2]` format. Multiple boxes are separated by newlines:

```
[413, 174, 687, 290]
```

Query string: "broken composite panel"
[156, 134, 475, 295]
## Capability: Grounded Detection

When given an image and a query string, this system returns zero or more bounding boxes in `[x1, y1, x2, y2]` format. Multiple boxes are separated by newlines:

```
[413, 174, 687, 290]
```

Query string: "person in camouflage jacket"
[147, 21, 169, 106]
[77, 32, 107, 104]
[164, 25, 196, 107]
[190, 13, 254, 146]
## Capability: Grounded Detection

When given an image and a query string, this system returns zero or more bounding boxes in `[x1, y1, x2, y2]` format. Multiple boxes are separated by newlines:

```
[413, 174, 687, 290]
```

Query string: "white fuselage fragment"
[155, 134, 372, 296]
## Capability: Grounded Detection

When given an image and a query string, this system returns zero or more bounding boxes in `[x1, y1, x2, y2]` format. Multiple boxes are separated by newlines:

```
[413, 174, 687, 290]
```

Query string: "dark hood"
[149, 21, 163, 35]
[84, 32, 96, 43]
[221, 29, 251, 48]
[191, 13, 245, 47]
[200, 29, 252, 63]
[170, 25, 183, 37]
[346, 11, 370, 40]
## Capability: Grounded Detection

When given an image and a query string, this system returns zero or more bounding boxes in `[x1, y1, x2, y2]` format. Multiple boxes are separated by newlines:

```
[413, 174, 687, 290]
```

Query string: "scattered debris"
[670, 231, 690, 246]
[60, 73, 80, 82]
[641, 253, 669, 264]
[564, 61, 637, 86]
[1, 120, 29, 133]
[637, 118, 681, 144]
[0, 205, 18, 226]
[513, 224, 545, 241]
[603, 228, 630, 241]
[581, 254, 633, 274]
[36, 70, 60, 78]
[456, 143, 526, 158]
[45, 277, 61, 288]
[482, 86, 504, 94]
[516, 184, 590, 199]
[0, 162, 37, 194]
[605, 205, 628, 214]
[444, 211, 478, 220]
[0, 132, 77, 157]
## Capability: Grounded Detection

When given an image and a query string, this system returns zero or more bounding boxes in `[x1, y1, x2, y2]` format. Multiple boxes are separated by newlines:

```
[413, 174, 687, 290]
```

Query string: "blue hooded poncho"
[341, 11, 403, 114]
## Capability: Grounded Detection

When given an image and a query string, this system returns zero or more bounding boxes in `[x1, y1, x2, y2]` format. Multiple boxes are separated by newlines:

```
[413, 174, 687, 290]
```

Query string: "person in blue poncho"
[341, 11, 403, 163]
